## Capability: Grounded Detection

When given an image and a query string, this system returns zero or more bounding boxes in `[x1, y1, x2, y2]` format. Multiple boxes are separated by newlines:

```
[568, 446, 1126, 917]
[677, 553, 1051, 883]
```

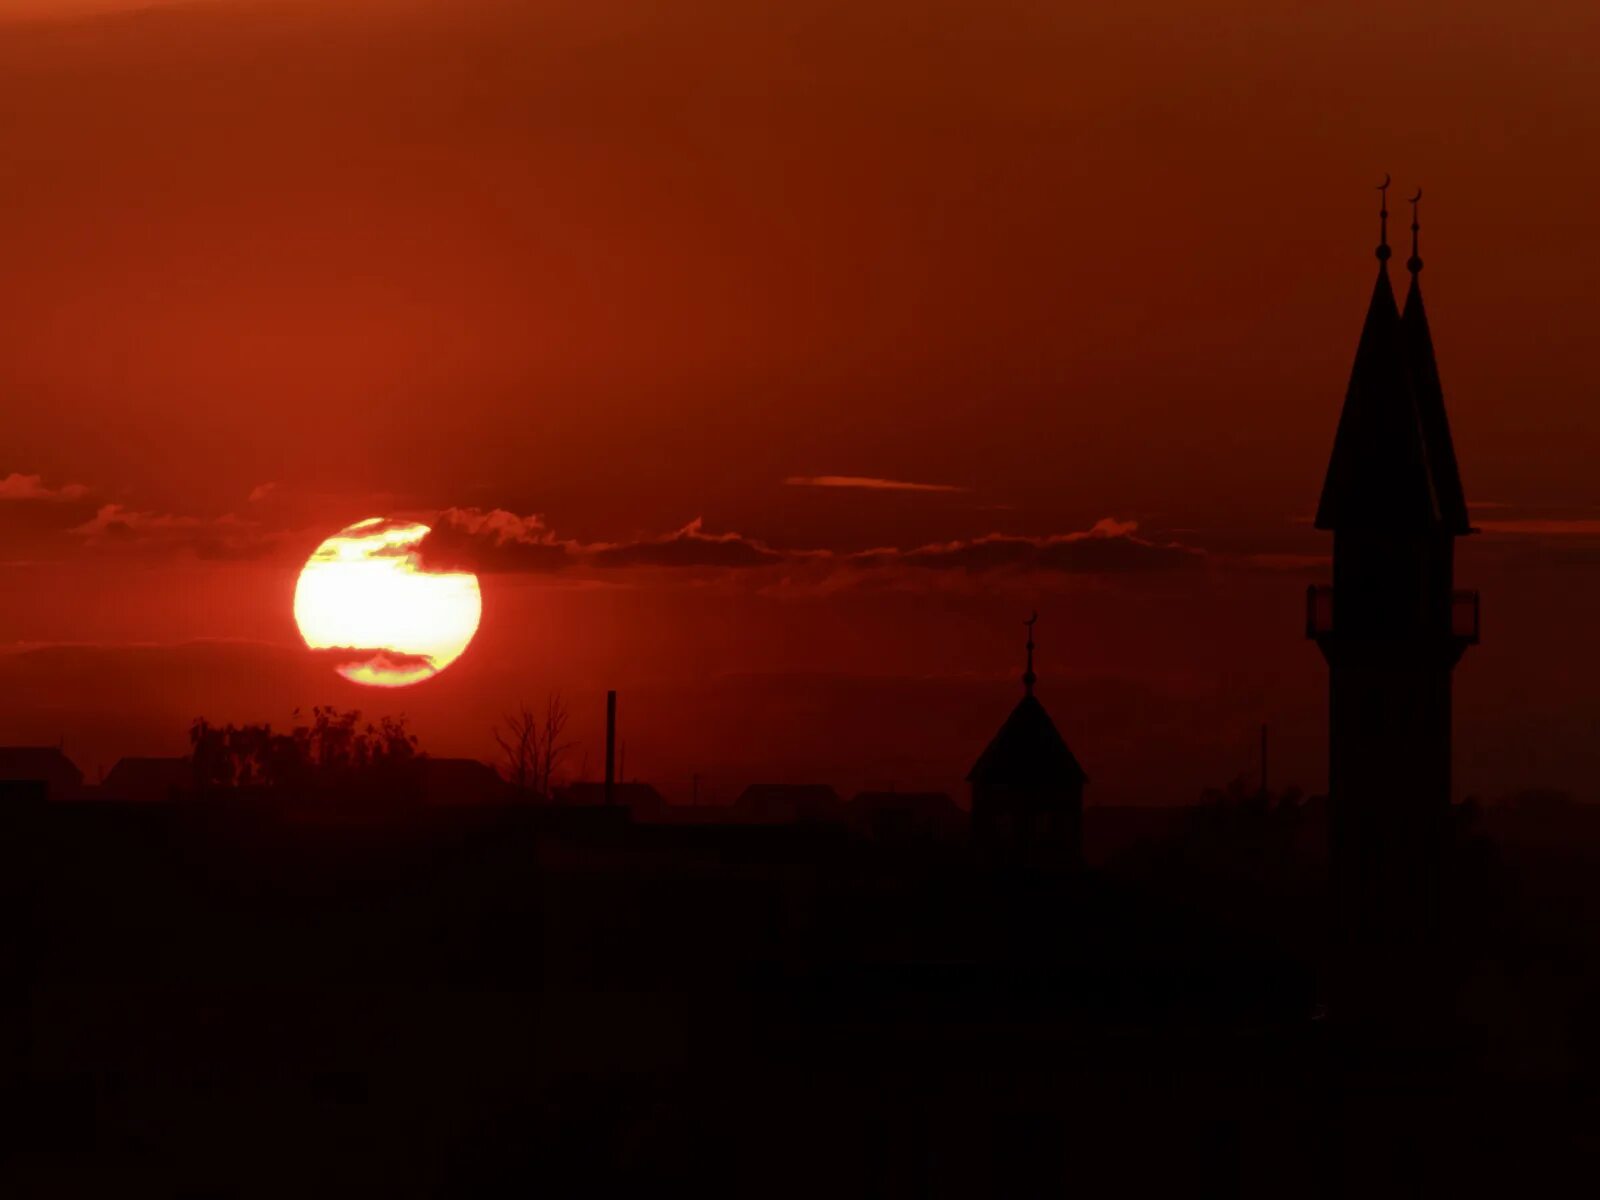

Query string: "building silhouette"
[557, 780, 667, 819]
[0, 745, 84, 801]
[849, 790, 963, 844]
[416, 757, 510, 806]
[734, 783, 844, 825]
[101, 756, 192, 803]
[968, 615, 1086, 868]
[1308, 182, 1478, 948]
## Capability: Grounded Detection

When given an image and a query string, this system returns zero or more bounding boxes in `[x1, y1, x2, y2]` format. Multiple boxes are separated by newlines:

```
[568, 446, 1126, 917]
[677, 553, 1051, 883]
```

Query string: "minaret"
[1308, 180, 1477, 954]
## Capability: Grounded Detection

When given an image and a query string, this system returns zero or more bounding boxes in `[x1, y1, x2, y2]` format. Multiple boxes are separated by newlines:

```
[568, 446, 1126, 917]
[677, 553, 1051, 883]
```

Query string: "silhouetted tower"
[1307, 181, 1478, 947]
[969, 614, 1087, 869]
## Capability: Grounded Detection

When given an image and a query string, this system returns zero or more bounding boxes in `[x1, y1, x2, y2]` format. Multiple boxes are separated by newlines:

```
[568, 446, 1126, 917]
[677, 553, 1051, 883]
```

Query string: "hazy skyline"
[4, 0, 1600, 801]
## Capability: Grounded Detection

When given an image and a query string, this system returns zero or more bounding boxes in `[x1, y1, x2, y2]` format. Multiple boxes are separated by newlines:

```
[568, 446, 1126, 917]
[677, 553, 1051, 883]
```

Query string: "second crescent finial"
[1407, 187, 1424, 275]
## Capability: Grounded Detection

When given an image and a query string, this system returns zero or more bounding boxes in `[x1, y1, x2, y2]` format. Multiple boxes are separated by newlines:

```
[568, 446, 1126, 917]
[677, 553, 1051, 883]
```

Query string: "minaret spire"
[1022, 611, 1038, 696]
[1317, 174, 1436, 532]
[1399, 186, 1471, 534]
[1407, 187, 1423, 275]
[1376, 172, 1392, 262]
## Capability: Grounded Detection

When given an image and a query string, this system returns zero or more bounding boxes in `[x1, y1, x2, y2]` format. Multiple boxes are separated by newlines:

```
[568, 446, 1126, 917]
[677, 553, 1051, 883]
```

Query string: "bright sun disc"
[294, 518, 482, 688]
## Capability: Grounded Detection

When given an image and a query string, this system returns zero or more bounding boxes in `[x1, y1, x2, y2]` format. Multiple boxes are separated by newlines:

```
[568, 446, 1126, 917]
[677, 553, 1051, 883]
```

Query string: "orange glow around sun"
[293, 518, 482, 687]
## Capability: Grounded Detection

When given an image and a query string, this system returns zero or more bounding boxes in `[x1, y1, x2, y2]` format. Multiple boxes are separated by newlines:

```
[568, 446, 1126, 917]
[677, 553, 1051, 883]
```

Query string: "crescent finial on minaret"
[1376, 172, 1392, 262]
[1407, 187, 1424, 275]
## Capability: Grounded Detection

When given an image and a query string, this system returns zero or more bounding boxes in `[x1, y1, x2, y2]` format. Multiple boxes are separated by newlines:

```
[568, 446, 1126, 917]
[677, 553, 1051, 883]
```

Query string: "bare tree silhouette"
[493, 705, 538, 794]
[493, 694, 575, 799]
[188, 707, 420, 797]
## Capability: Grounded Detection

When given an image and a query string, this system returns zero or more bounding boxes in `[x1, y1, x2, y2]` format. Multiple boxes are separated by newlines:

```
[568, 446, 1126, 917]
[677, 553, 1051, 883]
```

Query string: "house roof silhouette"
[967, 694, 1086, 788]
[850, 791, 963, 838]
[556, 782, 666, 813]
[735, 784, 842, 823]
[102, 756, 191, 802]
[968, 615, 1086, 790]
[0, 746, 84, 796]
[851, 790, 957, 810]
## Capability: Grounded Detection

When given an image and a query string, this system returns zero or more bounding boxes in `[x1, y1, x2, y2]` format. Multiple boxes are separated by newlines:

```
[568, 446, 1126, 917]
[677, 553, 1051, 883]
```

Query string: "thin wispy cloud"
[419, 509, 1201, 579]
[1477, 519, 1600, 535]
[419, 510, 787, 572]
[784, 475, 968, 494]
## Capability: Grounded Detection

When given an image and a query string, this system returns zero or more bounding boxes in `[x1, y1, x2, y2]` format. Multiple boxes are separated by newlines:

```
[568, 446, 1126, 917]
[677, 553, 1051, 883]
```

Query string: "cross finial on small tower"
[1023, 611, 1038, 696]
[1376, 172, 1392, 262]
[1407, 187, 1423, 275]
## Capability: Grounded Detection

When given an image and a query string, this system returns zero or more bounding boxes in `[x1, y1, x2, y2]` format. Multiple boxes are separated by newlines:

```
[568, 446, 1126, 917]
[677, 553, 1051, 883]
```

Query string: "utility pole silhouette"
[1259, 723, 1268, 799]
[604, 690, 617, 806]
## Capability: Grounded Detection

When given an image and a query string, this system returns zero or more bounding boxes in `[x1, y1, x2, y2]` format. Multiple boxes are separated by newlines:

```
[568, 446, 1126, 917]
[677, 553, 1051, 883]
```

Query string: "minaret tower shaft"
[1307, 181, 1477, 946]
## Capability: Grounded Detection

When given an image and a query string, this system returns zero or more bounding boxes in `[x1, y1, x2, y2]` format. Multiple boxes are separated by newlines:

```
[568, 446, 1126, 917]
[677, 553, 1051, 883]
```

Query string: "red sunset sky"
[3, 0, 1599, 802]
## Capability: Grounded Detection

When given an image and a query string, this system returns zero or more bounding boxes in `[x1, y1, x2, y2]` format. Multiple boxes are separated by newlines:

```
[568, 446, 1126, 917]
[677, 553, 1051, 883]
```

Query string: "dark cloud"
[418, 509, 1202, 578]
[416, 508, 577, 573]
[70, 504, 294, 562]
[306, 646, 434, 668]
[587, 519, 786, 569]
[38, 493, 1209, 582]
[419, 510, 783, 572]
[849, 519, 1204, 574]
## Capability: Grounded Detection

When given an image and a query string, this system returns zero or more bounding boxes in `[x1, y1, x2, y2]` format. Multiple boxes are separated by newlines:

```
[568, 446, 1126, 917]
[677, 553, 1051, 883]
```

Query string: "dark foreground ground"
[1, 797, 1597, 1196]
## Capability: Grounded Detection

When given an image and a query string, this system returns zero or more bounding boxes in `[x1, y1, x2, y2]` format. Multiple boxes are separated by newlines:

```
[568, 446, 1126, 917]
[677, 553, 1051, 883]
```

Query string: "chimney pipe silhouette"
[604, 690, 617, 805]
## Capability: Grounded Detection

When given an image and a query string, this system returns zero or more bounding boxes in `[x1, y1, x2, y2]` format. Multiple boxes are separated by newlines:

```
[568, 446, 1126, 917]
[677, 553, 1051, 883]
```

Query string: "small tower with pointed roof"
[1308, 181, 1478, 949]
[968, 614, 1087, 868]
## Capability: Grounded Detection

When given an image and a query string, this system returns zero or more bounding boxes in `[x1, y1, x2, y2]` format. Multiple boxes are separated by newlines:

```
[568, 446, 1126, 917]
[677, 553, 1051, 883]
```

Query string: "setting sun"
[293, 518, 482, 687]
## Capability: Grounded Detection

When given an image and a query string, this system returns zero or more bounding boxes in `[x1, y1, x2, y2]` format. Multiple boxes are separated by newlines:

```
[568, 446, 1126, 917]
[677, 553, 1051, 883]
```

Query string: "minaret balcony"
[1450, 589, 1480, 644]
[1305, 585, 1335, 639]
[1304, 585, 1480, 645]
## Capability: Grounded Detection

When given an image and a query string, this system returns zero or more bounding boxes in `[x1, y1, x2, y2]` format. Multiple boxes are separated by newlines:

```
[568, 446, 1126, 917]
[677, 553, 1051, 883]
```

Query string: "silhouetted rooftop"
[0, 746, 84, 795]
[735, 784, 843, 823]
[851, 791, 964, 840]
[851, 790, 957, 810]
[967, 695, 1086, 788]
[557, 781, 666, 814]
[102, 756, 190, 802]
